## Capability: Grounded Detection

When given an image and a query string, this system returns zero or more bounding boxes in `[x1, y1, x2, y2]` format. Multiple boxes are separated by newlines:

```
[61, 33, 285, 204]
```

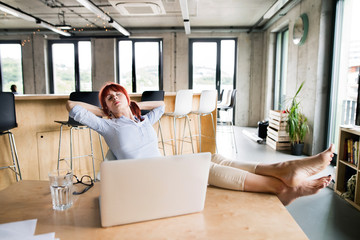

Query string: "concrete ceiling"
[0, 0, 299, 35]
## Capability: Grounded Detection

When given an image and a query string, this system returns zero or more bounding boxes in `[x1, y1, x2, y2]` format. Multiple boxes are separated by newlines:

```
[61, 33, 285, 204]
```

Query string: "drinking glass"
[48, 169, 73, 211]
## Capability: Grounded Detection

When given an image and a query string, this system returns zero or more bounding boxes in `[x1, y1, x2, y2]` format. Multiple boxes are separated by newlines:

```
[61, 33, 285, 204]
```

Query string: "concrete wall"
[262, 0, 335, 154]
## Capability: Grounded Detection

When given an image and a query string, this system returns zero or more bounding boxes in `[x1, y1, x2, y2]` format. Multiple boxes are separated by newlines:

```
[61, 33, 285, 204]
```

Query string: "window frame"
[273, 27, 289, 110]
[48, 39, 91, 94]
[117, 38, 163, 93]
[0, 40, 24, 92]
[188, 38, 238, 94]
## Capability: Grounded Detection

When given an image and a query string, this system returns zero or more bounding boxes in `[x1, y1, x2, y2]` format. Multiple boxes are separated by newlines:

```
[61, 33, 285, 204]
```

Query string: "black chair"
[0, 92, 21, 181]
[140, 90, 165, 115]
[55, 91, 105, 180]
[217, 89, 237, 153]
[140, 90, 166, 155]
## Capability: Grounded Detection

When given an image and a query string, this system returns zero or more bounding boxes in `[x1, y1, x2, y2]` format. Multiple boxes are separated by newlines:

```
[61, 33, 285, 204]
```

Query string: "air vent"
[108, 0, 166, 16]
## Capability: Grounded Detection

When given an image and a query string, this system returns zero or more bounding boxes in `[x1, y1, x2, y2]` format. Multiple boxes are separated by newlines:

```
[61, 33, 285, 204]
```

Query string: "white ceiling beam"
[179, 0, 191, 34]
[76, 0, 130, 36]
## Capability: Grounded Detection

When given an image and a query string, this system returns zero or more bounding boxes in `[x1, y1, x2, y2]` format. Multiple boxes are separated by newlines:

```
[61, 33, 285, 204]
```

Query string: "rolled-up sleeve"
[69, 105, 106, 134]
[146, 105, 165, 125]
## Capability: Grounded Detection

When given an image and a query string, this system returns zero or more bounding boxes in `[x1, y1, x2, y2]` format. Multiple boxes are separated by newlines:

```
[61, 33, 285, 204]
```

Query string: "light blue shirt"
[69, 105, 165, 160]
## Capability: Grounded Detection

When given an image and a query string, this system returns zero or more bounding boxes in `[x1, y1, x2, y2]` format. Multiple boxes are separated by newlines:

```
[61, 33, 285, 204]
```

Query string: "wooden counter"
[0, 94, 216, 190]
[0, 181, 308, 240]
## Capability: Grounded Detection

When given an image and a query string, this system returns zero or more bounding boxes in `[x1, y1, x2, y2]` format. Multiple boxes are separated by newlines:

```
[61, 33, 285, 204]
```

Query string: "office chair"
[0, 92, 22, 181]
[217, 89, 238, 153]
[55, 91, 105, 180]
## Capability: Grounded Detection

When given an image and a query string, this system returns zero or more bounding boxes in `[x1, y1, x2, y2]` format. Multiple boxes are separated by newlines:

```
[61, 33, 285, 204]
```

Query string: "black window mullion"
[0, 48, 2, 92]
[132, 42, 136, 93]
[48, 42, 54, 93]
[216, 40, 221, 93]
[74, 42, 80, 92]
[233, 39, 237, 90]
[188, 40, 193, 89]
[159, 41, 163, 90]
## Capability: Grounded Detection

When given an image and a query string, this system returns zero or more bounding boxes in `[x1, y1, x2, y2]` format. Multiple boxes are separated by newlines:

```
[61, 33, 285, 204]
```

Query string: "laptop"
[100, 152, 211, 227]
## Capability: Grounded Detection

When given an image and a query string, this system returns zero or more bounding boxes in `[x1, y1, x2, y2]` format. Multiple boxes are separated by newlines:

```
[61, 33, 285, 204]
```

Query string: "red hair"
[99, 82, 142, 121]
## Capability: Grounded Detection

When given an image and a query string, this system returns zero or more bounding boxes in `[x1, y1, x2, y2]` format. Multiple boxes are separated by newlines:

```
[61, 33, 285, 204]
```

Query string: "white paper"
[0, 219, 57, 240]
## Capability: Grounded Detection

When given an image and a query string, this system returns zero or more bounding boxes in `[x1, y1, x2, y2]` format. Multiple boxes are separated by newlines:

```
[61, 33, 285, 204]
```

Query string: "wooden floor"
[219, 126, 360, 240]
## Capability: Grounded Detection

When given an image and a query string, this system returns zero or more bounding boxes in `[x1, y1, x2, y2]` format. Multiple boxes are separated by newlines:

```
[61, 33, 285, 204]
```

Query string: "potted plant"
[286, 81, 309, 155]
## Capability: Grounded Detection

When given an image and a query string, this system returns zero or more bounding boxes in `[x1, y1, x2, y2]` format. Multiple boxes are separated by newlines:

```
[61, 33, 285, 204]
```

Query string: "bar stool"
[141, 90, 166, 155]
[0, 92, 21, 181]
[217, 89, 237, 153]
[191, 90, 218, 152]
[55, 91, 105, 180]
[160, 90, 194, 155]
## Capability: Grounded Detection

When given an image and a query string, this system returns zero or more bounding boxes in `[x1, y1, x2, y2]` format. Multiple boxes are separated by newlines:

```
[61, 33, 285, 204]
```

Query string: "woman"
[67, 82, 333, 206]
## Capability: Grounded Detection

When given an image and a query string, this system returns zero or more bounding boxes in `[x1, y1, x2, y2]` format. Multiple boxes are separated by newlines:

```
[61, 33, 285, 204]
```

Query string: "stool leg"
[158, 119, 166, 156]
[8, 132, 21, 181]
[89, 129, 96, 181]
[210, 113, 218, 153]
[98, 134, 105, 161]
[228, 112, 237, 153]
[180, 116, 187, 154]
[198, 114, 202, 152]
[70, 127, 73, 171]
[187, 115, 195, 153]
[182, 115, 194, 154]
[173, 117, 177, 155]
[57, 125, 63, 170]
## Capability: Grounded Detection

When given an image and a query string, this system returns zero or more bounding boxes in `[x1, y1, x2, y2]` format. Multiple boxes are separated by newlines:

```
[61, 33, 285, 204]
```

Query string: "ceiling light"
[38, 21, 72, 37]
[108, 19, 130, 36]
[56, 11, 72, 30]
[179, 0, 191, 34]
[0, 2, 36, 22]
[77, 0, 129, 36]
[77, 0, 111, 21]
[55, 24, 72, 30]
[184, 20, 191, 34]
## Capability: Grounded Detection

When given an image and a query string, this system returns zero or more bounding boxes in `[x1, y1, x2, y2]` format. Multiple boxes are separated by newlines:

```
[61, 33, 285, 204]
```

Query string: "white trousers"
[209, 154, 259, 191]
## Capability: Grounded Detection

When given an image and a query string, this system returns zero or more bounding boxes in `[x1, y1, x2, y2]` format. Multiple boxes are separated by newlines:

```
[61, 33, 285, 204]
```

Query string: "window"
[328, 0, 360, 148]
[0, 42, 23, 93]
[274, 28, 289, 110]
[189, 39, 237, 94]
[118, 39, 163, 93]
[48, 40, 92, 94]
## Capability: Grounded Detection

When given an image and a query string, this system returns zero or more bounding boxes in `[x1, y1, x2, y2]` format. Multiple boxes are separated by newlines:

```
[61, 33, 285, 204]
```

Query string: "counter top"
[14, 92, 184, 101]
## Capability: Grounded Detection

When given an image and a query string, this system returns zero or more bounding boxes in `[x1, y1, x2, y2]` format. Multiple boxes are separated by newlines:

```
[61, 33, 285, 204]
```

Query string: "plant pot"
[291, 143, 304, 156]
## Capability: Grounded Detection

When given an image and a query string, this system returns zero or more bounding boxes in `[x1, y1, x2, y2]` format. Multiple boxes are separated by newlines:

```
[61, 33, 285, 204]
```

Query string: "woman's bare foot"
[256, 144, 334, 187]
[277, 175, 332, 206]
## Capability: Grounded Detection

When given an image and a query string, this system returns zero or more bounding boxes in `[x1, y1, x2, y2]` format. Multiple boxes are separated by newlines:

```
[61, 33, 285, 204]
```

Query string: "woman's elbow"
[66, 100, 74, 112]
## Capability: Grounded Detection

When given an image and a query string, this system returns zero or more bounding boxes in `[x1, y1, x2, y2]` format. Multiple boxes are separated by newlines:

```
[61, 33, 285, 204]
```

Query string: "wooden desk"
[0, 181, 308, 240]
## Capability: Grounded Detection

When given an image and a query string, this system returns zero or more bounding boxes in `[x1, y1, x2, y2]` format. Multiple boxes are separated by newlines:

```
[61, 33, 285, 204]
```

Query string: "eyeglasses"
[73, 175, 94, 195]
